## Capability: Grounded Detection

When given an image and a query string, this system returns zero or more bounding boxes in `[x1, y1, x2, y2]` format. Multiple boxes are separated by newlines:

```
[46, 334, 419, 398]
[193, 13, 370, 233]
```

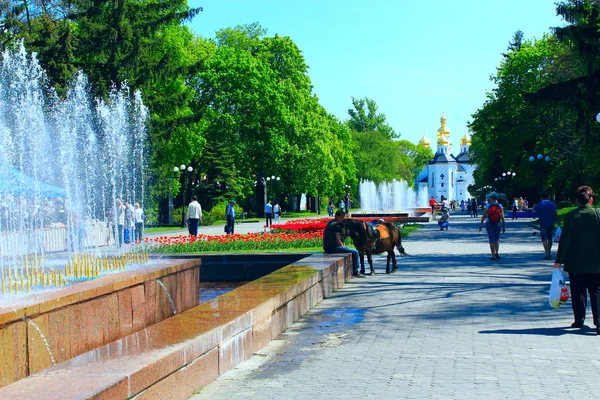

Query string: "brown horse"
[341, 219, 406, 275]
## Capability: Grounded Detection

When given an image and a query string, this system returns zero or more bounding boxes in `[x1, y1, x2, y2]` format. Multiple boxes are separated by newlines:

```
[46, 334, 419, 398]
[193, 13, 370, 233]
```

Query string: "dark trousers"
[117, 224, 124, 246]
[265, 212, 273, 227]
[226, 216, 235, 235]
[472, 207, 478, 217]
[512, 206, 518, 220]
[135, 222, 143, 242]
[188, 218, 199, 236]
[569, 272, 600, 326]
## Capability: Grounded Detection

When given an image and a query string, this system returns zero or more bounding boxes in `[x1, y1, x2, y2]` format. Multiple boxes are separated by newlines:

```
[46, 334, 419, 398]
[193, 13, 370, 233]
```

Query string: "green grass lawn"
[531, 206, 599, 227]
[144, 226, 184, 234]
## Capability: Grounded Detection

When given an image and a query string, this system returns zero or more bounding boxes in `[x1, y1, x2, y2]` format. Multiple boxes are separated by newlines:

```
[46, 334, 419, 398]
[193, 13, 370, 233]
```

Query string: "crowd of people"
[109, 198, 145, 247]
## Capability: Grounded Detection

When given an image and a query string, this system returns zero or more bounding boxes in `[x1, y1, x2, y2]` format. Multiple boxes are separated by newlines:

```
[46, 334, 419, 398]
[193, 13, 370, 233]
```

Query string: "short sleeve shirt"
[534, 200, 557, 227]
[323, 220, 342, 250]
[265, 203, 273, 213]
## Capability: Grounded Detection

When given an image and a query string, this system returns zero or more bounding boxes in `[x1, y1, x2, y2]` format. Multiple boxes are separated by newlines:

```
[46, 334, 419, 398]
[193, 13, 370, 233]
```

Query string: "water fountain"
[0, 44, 356, 398]
[0, 42, 149, 295]
[359, 179, 429, 213]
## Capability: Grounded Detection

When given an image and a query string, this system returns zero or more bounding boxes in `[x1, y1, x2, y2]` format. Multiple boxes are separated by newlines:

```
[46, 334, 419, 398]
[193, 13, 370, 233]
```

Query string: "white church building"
[416, 114, 475, 202]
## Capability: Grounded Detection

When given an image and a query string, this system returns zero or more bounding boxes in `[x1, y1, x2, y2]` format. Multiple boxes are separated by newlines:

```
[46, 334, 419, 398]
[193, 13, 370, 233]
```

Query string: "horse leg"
[359, 251, 366, 275]
[367, 252, 375, 275]
[386, 251, 393, 274]
[391, 250, 398, 273]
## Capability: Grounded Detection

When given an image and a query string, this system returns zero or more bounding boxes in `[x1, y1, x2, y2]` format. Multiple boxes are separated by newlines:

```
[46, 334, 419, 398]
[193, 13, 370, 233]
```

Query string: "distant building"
[416, 114, 474, 202]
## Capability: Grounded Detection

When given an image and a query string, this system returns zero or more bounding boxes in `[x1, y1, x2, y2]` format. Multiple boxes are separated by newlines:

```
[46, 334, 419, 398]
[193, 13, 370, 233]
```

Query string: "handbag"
[549, 269, 569, 308]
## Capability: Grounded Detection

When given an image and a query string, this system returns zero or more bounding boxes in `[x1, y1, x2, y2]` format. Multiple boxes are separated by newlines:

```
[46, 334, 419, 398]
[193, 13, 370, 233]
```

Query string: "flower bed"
[146, 232, 322, 253]
[271, 217, 406, 233]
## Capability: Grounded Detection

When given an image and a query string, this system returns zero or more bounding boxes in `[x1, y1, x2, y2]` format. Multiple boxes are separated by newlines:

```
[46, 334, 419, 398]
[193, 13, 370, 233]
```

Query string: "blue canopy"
[0, 166, 66, 198]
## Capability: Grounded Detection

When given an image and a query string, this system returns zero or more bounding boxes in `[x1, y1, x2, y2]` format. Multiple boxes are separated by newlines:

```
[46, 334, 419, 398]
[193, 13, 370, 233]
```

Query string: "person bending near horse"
[322, 210, 365, 278]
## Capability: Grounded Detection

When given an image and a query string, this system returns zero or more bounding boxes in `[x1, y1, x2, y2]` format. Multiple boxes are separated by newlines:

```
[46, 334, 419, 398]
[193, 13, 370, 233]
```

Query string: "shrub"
[209, 200, 240, 221]
[200, 210, 215, 226]
[557, 200, 573, 209]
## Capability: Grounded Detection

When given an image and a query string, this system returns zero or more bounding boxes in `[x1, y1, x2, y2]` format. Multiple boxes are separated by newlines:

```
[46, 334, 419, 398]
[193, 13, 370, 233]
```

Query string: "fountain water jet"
[359, 180, 429, 212]
[0, 42, 148, 295]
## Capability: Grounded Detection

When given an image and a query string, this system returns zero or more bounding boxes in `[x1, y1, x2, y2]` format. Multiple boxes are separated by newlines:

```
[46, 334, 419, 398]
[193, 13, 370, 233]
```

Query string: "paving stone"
[190, 216, 600, 399]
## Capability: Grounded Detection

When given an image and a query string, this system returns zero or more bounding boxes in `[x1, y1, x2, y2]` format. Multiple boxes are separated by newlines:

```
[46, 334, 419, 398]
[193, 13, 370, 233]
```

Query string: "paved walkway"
[191, 214, 600, 400]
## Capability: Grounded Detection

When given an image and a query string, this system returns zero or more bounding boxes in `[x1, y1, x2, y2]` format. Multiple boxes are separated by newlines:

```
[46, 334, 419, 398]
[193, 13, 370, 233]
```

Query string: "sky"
[186, 0, 564, 147]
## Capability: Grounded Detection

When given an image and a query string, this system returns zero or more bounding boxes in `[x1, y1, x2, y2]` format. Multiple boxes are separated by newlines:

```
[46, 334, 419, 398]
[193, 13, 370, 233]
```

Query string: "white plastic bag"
[549, 269, 569, 308]
[553, 226, 561, 242]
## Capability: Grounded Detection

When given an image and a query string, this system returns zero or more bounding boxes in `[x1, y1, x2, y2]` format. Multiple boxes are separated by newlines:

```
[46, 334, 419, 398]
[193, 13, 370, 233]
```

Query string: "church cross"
[440, 173, 445, 180]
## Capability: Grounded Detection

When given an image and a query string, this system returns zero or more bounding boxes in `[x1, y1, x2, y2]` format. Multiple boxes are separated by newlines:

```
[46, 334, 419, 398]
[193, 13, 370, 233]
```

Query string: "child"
[438, 209, 449, 230]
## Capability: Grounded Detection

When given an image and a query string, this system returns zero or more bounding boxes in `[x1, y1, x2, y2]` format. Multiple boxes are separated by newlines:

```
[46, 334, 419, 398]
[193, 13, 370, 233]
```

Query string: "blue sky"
[187, 0, 564, 147]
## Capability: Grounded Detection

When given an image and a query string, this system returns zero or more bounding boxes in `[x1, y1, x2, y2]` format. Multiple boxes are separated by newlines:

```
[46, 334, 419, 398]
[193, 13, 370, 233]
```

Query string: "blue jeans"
[325, 246, 359, 274]
[188, 218, 199, 236]
[485, 221, 501, 243]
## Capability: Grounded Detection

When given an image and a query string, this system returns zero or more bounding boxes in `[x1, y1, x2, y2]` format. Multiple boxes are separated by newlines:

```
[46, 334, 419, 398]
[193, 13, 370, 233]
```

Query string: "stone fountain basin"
[0, 252, 352, 399]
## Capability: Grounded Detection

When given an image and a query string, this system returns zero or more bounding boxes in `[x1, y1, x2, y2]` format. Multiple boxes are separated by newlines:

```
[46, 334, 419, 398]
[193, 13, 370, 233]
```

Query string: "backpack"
[488, 204, 502, 224]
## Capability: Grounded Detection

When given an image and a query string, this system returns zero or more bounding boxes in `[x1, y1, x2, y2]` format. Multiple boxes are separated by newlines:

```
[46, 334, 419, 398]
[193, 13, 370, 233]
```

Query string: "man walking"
[265, 199, 273, 228]
[133, 203, 144, 242]
[471, 198, 479, 218]
[225, 200, 236, 235]
[115, 198, 125, 247]
[554, 186, 600, 335]
[512, 197, 519, 220]
[186, 195, 202, 236]
[429, 196, 437, 214]
[323, 210, 364, 278]
[534, 192, 558, 260]
[344, 192, 352, 214]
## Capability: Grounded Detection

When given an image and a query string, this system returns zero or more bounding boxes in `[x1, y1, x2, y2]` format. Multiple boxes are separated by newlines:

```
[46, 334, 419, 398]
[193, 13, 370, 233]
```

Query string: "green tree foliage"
[396, 140, 433, 186]
[347, 97, 398, 139]
[469, 31, 590, 199]
[193, 24, 355, 210]
[351, 130, 403, 185]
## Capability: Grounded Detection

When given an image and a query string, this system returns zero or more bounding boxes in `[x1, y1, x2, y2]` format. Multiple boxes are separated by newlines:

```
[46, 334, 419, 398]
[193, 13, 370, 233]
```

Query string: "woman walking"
[479, 193, 506, 260]
[554, 186, 600, 334]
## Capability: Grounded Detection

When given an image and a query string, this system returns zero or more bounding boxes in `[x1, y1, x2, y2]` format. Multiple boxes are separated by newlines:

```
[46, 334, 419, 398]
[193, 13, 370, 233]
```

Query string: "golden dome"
[436, 114, 450, 136]
[460, 133, 472, 146]
[418, 135, 431, 147]
[436, 113, 451, 145]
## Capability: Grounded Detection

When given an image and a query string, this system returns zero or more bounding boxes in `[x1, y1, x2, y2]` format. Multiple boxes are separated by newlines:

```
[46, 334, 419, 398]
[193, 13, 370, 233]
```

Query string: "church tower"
[436, 114, 451, 154]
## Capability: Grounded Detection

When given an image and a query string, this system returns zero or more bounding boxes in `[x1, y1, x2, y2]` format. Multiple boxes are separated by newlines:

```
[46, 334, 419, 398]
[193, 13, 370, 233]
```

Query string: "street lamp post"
[168, 166, 179, 225]
[255, 174, 280, 217]
[265, 175, 280, 205]
[174, 164, 194, 228]
[529, 154, 550, 189]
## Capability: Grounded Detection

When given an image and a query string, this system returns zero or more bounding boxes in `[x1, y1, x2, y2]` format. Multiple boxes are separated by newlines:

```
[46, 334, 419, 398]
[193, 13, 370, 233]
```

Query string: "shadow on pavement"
[479, 326, 598, 336]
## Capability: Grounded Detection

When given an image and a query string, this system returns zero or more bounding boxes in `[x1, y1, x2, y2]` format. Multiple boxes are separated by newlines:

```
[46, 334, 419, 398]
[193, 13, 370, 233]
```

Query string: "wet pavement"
[191, 214, 600, 400]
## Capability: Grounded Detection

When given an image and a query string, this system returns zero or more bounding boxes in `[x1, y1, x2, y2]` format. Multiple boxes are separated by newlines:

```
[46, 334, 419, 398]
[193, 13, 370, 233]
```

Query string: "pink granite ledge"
[0, 253, 352, 400]
[0, 259, 201, 327]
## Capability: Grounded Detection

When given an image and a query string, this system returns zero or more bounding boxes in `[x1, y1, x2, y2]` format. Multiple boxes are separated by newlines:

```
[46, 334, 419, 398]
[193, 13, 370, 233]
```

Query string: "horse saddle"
[364, 222, 390, 247]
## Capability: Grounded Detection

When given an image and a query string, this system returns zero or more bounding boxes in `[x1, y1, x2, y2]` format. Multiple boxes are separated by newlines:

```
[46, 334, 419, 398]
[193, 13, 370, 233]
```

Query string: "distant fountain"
[359, 180, 428, 211]
[0, 43, 148, 293]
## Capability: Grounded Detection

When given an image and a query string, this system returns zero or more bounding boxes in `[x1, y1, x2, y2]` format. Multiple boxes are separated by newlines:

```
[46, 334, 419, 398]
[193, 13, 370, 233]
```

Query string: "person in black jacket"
[554, 186, 600, 334]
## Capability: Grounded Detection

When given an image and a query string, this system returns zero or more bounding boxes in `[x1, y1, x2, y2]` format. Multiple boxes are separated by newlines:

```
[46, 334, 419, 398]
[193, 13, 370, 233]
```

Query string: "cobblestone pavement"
[191, 215, 600, 400]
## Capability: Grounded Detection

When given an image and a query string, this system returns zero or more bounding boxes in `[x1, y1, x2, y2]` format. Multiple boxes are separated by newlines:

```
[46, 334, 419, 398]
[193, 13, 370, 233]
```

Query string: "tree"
[470, 34, 587, 199]
[346, 97, 398, 139]
[351, 130, 403, 184]
[396, 140, 433, 186]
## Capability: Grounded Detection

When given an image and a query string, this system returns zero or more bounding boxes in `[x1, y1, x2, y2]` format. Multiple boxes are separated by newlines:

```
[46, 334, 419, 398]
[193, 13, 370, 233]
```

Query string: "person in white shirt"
[116, 198, 126, 247]
[186, 195, 202, 236]
[134, 203, 144, 242]
[273, 202, 281, 224]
